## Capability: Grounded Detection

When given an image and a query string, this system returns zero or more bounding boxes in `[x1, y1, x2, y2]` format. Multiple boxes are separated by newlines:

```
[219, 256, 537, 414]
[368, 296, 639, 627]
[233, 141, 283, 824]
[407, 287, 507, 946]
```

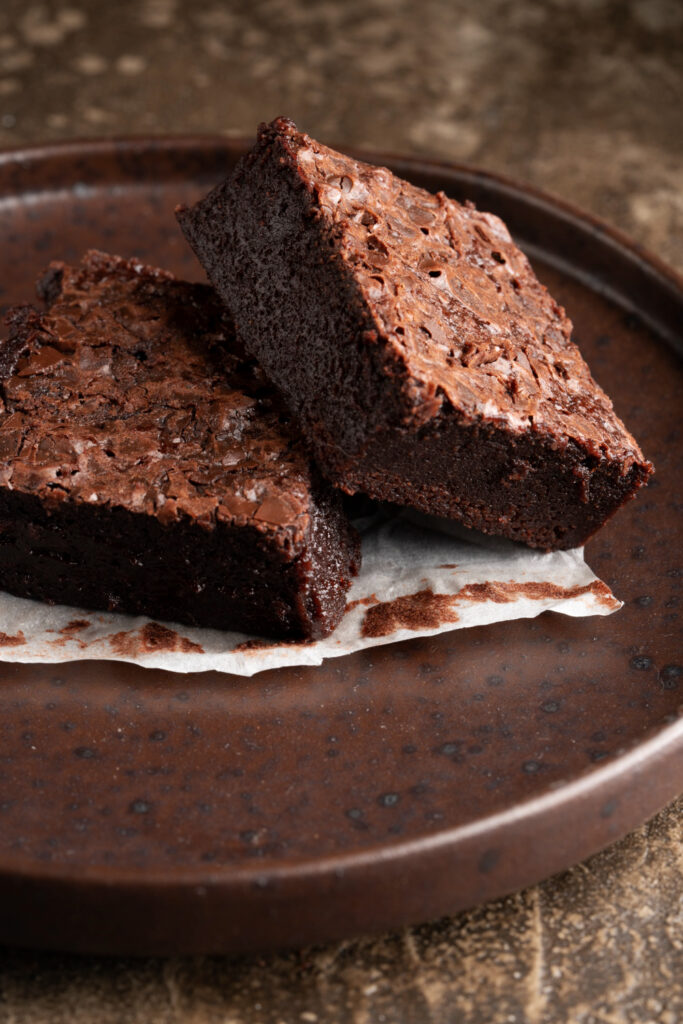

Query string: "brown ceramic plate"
[0, 138, 681, 956]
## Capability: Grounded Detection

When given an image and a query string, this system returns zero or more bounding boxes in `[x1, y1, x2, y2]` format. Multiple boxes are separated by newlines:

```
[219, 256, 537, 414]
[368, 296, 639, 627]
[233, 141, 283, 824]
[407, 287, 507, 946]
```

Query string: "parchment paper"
[0, 508, 619, 675]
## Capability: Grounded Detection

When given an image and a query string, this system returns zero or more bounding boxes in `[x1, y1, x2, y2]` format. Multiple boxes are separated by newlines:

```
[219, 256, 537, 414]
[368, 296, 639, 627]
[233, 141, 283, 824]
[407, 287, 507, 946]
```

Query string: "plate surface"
[0, 138, 681, 956]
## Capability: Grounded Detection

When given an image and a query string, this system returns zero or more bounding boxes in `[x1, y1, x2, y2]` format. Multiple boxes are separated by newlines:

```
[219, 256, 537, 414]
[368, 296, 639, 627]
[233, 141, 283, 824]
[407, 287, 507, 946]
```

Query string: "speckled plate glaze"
[0, 138, 681, 956]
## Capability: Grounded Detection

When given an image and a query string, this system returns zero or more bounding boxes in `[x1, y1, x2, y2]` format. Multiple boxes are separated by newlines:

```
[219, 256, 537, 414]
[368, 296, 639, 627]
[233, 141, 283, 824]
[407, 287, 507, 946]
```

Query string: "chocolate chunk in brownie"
[177, 117, 653, 551]
[0, 250, 359, 639]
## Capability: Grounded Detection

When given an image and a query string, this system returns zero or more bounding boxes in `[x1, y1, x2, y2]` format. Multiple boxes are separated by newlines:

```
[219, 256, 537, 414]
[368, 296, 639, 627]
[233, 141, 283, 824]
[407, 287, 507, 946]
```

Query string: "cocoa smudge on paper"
[0, 630, 26, 647]
[108, 622, 204, 657]
[362, 579, 618, 638]
[362, 590, 459, 638]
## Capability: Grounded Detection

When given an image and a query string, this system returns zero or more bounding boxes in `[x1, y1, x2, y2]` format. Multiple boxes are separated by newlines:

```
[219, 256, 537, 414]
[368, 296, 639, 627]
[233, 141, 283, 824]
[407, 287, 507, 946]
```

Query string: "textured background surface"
[0, 0, 681, 1021]
[0, 0, 681, 271]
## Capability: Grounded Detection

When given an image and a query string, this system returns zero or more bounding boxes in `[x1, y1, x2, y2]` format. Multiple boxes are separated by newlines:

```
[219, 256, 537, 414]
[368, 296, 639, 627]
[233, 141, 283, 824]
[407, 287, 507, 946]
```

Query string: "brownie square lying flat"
[0, 251, 359, 639]
[177, 117, 653, 551]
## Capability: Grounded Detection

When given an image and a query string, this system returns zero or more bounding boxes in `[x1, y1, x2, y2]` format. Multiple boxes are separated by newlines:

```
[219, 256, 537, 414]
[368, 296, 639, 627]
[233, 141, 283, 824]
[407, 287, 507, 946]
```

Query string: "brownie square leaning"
[177, 117, 653, 551]
[0, 250, 359, 639]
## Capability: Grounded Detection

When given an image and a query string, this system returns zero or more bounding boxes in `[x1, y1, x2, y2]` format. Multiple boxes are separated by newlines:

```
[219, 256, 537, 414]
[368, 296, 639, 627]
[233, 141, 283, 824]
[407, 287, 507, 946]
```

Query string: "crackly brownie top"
[269, 118, 646, 464]
[0, 250, 314, 539]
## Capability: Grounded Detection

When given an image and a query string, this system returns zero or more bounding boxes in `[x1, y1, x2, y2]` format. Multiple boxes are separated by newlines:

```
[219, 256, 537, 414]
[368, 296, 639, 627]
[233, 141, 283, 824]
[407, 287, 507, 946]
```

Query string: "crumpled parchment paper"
[0, 507, 619, 675]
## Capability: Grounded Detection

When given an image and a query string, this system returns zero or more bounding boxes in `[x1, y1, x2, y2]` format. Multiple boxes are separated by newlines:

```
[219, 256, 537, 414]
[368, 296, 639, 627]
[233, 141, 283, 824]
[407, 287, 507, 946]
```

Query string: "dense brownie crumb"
[0, 250, 359, 639]
[177, 117, 653, 550]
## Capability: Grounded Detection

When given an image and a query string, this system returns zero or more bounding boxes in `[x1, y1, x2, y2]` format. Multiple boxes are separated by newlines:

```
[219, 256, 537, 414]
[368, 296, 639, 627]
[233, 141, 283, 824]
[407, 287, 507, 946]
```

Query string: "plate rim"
[1, 712, 680, 887]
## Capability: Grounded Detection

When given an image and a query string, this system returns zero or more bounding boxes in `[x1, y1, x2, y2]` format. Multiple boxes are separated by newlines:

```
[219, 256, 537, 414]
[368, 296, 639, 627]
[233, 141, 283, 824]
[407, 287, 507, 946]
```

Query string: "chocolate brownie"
[177, 117, 653, 550]
[0, 251, 359, 639]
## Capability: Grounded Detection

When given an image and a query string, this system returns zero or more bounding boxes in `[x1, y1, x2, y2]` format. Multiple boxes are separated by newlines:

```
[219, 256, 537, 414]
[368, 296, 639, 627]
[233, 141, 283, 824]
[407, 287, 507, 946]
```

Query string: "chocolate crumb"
[345, 593, 378, 612]
[233, 638, 274, 652]
[60, 619, 91, 634]
[233, 637, 313, 652]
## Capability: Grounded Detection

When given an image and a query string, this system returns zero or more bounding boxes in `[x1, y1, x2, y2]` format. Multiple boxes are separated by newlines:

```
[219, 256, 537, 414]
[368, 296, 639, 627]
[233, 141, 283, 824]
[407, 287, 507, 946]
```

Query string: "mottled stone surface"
[0, 0, 681, 1020]
[0, 0, 682, 271]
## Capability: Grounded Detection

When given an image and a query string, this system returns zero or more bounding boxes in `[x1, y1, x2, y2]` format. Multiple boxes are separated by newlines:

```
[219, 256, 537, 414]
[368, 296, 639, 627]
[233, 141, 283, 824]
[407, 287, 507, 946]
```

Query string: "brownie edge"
[177, 118, 653, 551]
[0, 251, 360, 640]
